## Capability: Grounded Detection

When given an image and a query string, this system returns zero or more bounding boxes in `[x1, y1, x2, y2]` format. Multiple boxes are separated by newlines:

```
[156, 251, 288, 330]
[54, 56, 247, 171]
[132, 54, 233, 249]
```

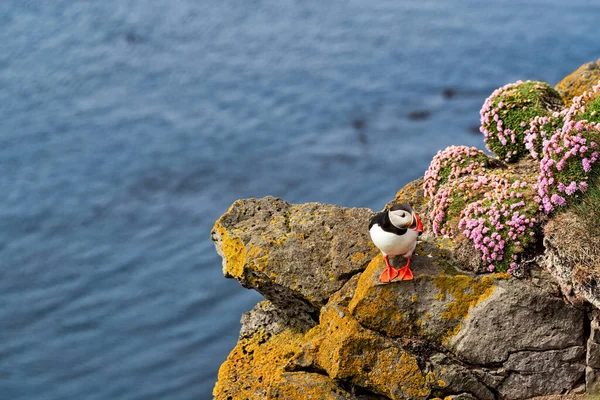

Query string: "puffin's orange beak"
[410, 213, 423, 232]
[415, 214, 423, 232]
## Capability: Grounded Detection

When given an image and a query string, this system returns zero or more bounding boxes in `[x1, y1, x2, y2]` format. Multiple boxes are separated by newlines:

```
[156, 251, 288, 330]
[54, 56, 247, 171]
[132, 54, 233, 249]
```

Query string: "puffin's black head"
[389, 203, 413, 213]
[388, 203, 415, 229]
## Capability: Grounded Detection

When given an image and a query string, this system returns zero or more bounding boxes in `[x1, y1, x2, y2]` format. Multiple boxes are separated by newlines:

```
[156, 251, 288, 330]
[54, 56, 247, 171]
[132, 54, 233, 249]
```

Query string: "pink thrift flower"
[565, 182, 578, 195]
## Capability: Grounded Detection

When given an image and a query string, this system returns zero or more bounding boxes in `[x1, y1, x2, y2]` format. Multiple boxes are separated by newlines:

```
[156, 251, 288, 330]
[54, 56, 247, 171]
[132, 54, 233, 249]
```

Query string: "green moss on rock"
[480, 80, 564, 162]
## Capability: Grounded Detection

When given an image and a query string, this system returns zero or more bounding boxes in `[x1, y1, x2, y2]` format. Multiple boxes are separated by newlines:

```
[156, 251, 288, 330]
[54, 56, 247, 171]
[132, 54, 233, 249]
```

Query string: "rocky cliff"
[211, 60, 600, 400]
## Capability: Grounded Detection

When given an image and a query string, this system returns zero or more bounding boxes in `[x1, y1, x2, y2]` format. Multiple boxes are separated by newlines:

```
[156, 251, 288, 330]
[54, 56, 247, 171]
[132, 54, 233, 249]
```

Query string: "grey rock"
[503, 346, 584, 371]
[588, 340, 600, 369]
[572, 383, 587, 394]
[450, 279, 584, 365]
[429, 354, 496, 400]
[587, 366, 600, 395]
[471, 368, 506, 391]
[445, 395, 478, 400]
[499, 371, 580, 400]
[590, 312, 600, 343]
[498, 347, 585, 399]
[240, 299, 316, 338]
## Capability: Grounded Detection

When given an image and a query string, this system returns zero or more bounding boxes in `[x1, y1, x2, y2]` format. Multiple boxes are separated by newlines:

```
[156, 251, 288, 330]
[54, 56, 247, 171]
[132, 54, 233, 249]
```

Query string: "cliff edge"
[211, 60, 600, 399]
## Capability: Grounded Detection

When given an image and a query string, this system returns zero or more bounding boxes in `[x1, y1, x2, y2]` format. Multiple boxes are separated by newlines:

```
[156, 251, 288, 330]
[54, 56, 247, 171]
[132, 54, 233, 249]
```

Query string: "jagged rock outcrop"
[211, 197, 378, 317]
[212, 194, 592, 400]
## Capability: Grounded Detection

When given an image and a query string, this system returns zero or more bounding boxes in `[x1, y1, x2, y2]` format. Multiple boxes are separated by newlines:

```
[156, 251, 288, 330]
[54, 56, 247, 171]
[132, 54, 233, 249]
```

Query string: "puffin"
[369, 203, 424, 283]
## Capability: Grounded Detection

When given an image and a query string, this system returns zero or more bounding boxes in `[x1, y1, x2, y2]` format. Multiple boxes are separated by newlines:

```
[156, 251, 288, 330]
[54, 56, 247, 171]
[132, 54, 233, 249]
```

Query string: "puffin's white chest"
[369, 224, 418, 256]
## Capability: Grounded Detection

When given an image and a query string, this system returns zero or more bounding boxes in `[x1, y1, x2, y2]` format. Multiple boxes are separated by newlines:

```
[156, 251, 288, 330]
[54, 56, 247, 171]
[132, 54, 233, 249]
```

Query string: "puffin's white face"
[389, 209, 413, 229]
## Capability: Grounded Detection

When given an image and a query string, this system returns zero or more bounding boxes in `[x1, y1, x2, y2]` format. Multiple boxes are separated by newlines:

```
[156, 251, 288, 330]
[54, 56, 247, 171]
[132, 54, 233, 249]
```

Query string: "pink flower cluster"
[536, 82, 600, 213]
[480, 81, 523, 157]
[524, 112, 564, 159]
[430, 174, 488, 235]
[425, 80, 600, 272]
[424, 145, 488, 198]
[479, 80, 563, 163]
[458, 177, 537, 272]
[425, 146, 538, 271]
[430, 186, 452, 235]
[430, 173, 508, 236]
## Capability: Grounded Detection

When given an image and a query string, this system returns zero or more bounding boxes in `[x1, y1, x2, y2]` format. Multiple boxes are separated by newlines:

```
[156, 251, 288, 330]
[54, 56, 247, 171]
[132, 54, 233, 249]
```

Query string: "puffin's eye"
[401, 212, 406, 217]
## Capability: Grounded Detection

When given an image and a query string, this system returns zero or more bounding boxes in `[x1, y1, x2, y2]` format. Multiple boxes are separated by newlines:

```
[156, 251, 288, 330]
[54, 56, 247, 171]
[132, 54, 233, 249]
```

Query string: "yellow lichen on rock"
[348, 249, 513, 346]
[434, 274, 495, 321]
[433, 273, 506, 343]
[348, 255, 383, 311]
[216, 296, 433, 399]
[348, 256, 411, 334]
[268, 372, 359, 400]
[212, 222, 247, 279]
[213, 328, 306, 400]
[293, 305, 430, 400]
[387, 177, 427, 211]
[555, 58, 600, 105]
[351, 251, 368, 264]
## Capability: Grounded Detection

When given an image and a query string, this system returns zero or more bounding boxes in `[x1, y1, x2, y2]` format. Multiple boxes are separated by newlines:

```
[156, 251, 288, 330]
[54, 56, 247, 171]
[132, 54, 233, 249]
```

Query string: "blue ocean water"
[1, 0, 599, 398]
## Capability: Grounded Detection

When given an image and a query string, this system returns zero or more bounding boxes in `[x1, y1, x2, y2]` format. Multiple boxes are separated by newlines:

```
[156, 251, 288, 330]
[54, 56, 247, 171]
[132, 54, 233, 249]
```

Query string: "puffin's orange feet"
[379, 255, 399, 283]
[397, 265, 413, 280]
[379, 266, 399, 283]
[397, 256, 414, 280]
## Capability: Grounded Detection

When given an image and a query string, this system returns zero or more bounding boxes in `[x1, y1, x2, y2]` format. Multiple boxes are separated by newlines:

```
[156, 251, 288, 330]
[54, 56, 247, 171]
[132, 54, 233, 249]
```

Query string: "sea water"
[1, 0, 598, 398]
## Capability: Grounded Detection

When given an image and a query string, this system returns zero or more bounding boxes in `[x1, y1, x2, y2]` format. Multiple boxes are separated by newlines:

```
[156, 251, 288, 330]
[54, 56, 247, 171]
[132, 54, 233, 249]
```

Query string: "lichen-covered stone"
[348, 238, 502, 345]
[211, 196, 378, 311]
[290, 304, 430, 400]
[387, 177, 427, 213]
[267, 372, 362, 400]
[214, 301, 367, 400]
[556, 58, 600, 105]
[240, 300, 316, 338]
[213, 327, 306, 400]
[428, 354, 495, 400]
[214, 275, 389, 400]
